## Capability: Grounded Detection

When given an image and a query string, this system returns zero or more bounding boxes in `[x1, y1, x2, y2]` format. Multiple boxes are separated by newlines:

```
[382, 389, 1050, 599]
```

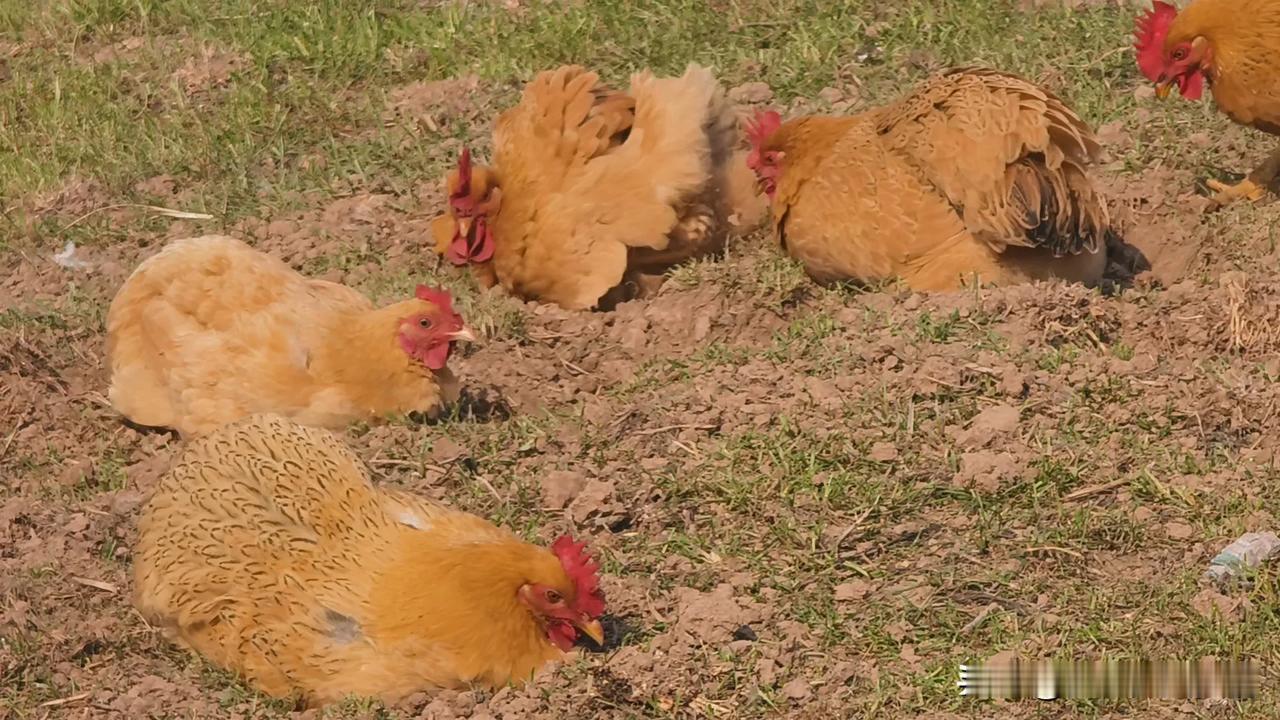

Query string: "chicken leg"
[1207, 145, 1280, 209]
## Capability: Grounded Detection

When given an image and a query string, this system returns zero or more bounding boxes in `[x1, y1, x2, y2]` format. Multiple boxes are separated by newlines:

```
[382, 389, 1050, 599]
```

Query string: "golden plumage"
[134, 415, 605, 706]
[432, 64, 766, 310]
[755, 67, 1111, 290]
[106, 235, 469, 437]
[1165, 0, 1280, 133]
[1143, 0, 1280, 204]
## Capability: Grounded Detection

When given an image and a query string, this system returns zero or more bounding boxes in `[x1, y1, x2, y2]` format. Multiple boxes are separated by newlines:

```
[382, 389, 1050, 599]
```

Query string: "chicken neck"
[307, 300, 430, 384]
[365, 536, 565, 687]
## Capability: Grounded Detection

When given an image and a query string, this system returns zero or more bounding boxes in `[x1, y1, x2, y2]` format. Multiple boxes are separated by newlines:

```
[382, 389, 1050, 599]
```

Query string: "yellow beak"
[1155, 82, 1173, 99]
[450, 326, 476, 343]
[576, 618, 605, 646]
[457, 217, 473, 239]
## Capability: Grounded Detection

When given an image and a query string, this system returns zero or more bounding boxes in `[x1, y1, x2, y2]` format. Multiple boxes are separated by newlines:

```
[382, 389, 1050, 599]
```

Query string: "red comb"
[745, 109, 783, 147]
[551, 536, 606, 617]
[414, 284, 456, 313]
[1134, 1, 1178, 82]
[455, 148, 472, 197]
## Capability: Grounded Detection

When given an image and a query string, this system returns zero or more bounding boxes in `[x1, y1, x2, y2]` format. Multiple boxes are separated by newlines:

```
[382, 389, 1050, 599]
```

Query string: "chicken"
[744, 67, 1112, 291]
[134, 414, 607, 707]
[429, 64, 766, 310]
[1134, 0, 1280, 207]
[107, 235, 473, 437]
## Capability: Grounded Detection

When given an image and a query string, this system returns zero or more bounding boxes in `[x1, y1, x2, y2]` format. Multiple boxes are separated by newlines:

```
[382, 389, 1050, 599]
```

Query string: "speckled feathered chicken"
[1135, 0, 1280, 207]
[106, 235, 473, 437]
[134, 415, 606, 707]
[746, 67, 1112, 290]
[429, 64, 766, 310]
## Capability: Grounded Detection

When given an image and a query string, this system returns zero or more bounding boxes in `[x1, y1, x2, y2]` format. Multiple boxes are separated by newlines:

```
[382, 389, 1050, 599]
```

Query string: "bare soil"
[4, 35, 1280, 720]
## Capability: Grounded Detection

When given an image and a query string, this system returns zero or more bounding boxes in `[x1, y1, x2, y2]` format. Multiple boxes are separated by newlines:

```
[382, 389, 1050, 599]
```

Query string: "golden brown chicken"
[107, 235, 473, 437]
[429, 64, 766, 310]
[745, 68, 1112, 291]
[134, 414, 607, 707]
[1135, 0, 1280, 206]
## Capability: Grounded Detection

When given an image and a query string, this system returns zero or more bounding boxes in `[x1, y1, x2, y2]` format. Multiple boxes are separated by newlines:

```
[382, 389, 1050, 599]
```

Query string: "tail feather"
[529, 64, 733, 308]
[879, 67, 1110, 257]
[502, 66, 636, 174]
[566, 63, 723, 251]
[996, 158, 1107, 257]
[612, 64, 721, 209]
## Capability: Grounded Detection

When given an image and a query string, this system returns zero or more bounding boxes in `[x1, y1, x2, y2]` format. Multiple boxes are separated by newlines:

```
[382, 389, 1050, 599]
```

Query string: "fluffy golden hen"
[430, 64, 766, 310]
[106, 235, 473, 437]
[134, 414, 606, 707]
[746, 68, 1112, 291]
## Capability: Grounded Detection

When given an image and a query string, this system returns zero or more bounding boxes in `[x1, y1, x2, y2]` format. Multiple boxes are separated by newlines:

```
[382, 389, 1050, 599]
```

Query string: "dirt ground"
[5, 1, 1280, 719]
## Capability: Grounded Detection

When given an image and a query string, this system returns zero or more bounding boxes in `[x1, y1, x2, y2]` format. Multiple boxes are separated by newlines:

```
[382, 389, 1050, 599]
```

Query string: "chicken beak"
[576, 617, 605, 646]
[450, 326, 476, 343]
[457, 217, 474, 239]
[1154, 82, 1173, 100]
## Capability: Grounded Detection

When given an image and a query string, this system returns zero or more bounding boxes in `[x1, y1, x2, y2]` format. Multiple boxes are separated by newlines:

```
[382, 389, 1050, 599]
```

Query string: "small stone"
[869, 442, 898, 462]
[539, 470, 586, 510]
[780, 678, 812, 700]
[818, 86, 843, 104]
[834, 580, 871, 602]
[728, 81, 773, 103]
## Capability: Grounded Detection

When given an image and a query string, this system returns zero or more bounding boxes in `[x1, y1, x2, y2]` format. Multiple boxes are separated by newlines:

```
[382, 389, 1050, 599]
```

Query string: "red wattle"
[423, 341, 451, 371]
[546, 622, 577, 652]
[1180, 71, 1205, 100]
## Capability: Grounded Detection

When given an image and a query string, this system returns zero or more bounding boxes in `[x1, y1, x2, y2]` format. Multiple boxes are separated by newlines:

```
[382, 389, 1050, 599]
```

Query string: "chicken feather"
[1135, 0, 1280, 206]
[751, 68, 1111, 290]
[433, 64, 766, 310]
[135, 415, 607, 706]
[874, 68, 1107, 257]
[107, 236, 469, 436]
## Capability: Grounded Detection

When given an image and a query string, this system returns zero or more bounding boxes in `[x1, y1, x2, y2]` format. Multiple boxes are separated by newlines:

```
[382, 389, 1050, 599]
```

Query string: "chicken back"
[430, 64, 767, 310]
[747, 67, 1112, 290]
[134, 414, 607, 706]
[106, 235, 472, 437]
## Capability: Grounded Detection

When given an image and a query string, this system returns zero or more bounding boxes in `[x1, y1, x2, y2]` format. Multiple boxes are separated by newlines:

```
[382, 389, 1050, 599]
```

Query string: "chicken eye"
[544, 589, 563, 604]
[418, 318, 433, 329]
[1172, 48, 1188, 60]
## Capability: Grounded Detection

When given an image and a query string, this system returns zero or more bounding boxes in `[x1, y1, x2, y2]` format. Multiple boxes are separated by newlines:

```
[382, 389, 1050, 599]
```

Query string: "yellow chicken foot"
[1207, 146, 1280, 209]
[1206, 177, 1268, 207]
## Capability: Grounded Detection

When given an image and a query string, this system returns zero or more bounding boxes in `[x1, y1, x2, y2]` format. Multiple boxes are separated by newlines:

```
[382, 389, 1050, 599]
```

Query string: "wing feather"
[493, 64, 725, 309]
[875, 67, 1109, 256]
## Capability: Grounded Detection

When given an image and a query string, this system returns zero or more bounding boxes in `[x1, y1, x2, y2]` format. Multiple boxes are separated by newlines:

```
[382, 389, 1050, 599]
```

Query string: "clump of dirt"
[81, 36, 149, 66]
[172, 46, 246, 96]
[133, 174, 179, 200]
[384, 75, 485, 129]
[23, 176, 110, 221]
